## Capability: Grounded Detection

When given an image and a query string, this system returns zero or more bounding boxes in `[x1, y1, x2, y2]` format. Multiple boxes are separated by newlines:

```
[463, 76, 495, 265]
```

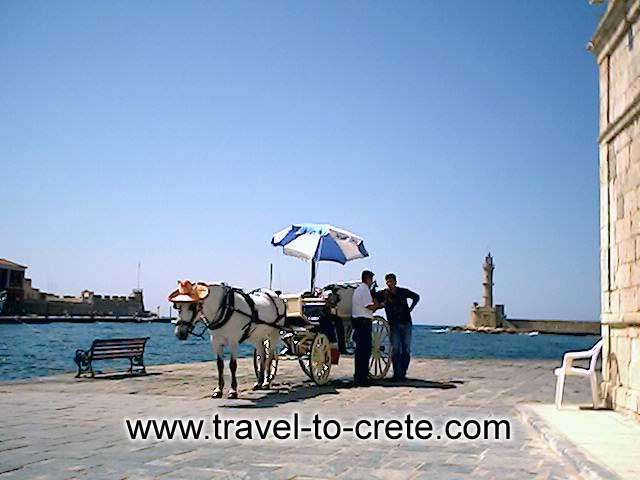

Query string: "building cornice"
[589, 0, 640, 62]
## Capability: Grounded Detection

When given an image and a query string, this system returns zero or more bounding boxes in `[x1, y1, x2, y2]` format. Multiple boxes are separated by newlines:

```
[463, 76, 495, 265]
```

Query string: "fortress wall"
[508, 319, 601, 336]
[20, 290, 145, 316]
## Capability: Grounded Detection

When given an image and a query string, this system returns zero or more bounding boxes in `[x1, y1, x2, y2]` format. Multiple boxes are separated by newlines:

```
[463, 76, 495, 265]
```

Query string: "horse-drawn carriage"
[170, 223, 391, 398]
[252, 284, 392, 386]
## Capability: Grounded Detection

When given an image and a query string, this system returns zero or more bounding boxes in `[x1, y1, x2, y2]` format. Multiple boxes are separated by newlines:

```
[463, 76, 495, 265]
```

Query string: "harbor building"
[0, 258, 148, 317]
[0, 258, 27, 315]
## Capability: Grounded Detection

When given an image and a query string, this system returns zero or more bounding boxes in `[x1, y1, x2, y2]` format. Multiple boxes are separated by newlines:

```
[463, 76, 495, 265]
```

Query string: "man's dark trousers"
[390, 321, 412, 379]
[352, 316, 372, 385]
[319, 313, 347, 354]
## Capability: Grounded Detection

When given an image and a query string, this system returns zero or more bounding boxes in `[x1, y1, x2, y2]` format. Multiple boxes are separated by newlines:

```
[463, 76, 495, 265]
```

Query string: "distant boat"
[430, 328, 450, 334]
[528, 331, 540, 336]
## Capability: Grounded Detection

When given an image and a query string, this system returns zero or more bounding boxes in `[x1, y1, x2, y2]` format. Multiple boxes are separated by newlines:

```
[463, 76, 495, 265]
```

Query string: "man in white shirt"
[351, 270, 382, 386]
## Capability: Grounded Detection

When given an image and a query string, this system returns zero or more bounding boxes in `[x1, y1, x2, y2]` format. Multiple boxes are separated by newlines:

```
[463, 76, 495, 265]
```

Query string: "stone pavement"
[0, 357, 603, 479]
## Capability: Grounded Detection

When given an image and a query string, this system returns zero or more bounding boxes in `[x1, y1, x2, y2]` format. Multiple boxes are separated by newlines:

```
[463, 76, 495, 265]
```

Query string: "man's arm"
[366, 290, 384, 311]
[405, 288, 420, 313]
[367, 300, 385, 311]
[371, 290, 385, 307]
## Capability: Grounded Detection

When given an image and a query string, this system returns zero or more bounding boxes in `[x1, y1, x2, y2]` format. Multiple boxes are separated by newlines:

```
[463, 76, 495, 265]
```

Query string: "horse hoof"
[261, 383, 271, 390]
[211, 389, 223, 399]
[252, 383, 263, 391]
[228, 390, 238, 399]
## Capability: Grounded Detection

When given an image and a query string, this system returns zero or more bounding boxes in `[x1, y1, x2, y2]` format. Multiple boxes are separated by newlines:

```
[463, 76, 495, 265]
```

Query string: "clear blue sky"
[2, 1, 606, 324]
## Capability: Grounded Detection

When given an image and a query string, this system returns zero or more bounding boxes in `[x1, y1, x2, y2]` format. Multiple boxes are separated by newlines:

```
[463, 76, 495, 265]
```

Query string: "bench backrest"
[90, 337, 149, 360]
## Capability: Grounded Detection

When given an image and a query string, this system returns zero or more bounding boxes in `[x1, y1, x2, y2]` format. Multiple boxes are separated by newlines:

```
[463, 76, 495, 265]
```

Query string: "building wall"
[0, 265, 25, 314]
[593, 0, 640, 417]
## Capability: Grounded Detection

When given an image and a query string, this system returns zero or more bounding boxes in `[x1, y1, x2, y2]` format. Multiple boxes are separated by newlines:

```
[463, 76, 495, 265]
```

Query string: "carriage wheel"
[306, 333, 331, 385]
[252, 338, 279, 384]
[369, 316, 392, 379]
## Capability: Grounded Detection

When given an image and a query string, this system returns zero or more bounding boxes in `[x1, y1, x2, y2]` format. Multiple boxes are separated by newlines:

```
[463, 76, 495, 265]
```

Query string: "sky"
[1, 1, 607, 324]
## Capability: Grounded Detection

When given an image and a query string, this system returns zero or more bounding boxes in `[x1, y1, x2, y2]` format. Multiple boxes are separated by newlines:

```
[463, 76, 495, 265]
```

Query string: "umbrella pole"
[310, 260, 316, 292]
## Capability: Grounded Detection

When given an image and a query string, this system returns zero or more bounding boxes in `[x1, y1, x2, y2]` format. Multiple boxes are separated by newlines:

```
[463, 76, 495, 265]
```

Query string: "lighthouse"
[483, 253, 494, 308]
[469, 253, 505, 329]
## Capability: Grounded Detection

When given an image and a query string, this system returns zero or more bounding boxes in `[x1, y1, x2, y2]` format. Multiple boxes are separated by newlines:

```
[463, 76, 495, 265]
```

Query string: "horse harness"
[192, 285, 286, 342]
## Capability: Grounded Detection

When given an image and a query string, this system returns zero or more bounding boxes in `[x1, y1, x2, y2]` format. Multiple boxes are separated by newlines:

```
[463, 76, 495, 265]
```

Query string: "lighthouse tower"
[469, 253, 505, 329]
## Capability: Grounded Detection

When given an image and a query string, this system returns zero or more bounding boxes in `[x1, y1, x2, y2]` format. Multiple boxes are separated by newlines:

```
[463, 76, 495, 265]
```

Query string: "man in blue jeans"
[375, 273, 420, 380]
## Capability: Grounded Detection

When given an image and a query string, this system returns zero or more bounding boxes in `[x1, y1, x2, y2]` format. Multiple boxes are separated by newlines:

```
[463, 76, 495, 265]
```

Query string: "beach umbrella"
[271, 223, 369, 291]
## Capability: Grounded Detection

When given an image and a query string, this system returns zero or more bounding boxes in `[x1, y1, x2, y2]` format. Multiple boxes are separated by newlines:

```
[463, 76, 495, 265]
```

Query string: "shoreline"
[0, 356, 564, 384]
[451, 325, 600, 336]
[0, 356, 561, 387]
[0, 323, 599, 382]
[0, 318, 599, 334]
[0, 315, 174, 324]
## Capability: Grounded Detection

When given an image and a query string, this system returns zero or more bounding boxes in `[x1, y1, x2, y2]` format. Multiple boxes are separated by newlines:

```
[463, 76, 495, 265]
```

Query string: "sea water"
[0, 322, 600, 381]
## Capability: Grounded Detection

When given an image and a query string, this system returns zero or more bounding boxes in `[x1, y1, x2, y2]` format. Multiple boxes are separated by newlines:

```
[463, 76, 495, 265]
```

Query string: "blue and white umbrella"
[271, 223, 369, 290]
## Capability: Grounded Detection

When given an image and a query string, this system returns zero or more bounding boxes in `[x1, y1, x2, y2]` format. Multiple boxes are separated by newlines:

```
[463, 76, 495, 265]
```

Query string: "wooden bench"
[74, 337, 149, 378]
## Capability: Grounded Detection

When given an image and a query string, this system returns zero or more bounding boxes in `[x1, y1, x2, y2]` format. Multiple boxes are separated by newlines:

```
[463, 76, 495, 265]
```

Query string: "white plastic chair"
[554, 339, 604, 409]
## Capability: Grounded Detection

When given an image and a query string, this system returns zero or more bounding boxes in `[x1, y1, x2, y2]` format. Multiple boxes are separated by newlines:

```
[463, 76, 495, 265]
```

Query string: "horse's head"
[168, 280, 211, 341]
[323, 283, 357, 318]
[322, 285, 341, 308]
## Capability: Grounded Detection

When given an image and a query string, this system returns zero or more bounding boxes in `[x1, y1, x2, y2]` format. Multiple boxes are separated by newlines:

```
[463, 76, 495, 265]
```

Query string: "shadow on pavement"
[373, 377, 458, 389]
[222, 381, 340, 409]
[79, 371, 163, 381]
[221, 377, 457, 409]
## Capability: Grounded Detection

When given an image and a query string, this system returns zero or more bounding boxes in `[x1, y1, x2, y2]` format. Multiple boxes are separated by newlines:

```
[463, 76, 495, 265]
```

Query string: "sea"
[0, 322, 600, 381]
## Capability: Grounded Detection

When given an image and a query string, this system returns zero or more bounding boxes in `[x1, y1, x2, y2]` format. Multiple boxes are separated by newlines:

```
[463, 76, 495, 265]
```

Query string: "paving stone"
[0, 358, 587, 479]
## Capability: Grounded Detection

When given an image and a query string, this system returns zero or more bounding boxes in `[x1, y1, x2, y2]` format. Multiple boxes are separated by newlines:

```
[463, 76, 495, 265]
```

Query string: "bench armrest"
[74, 349, 90, 367]
[562, 350, 596, 368]
[565, 350, 594, 360]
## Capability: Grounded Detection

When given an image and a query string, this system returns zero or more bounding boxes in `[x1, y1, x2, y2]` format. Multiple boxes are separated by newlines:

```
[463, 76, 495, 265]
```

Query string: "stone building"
[590, 0, 640, 417]
[0, 258, 27, 315]
[0, 258, 148, 317]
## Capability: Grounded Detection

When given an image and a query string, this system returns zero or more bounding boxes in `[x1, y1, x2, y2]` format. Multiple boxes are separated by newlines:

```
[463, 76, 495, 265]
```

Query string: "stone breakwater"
[454, 319, 601, 336]
[0, 357, 599, 479]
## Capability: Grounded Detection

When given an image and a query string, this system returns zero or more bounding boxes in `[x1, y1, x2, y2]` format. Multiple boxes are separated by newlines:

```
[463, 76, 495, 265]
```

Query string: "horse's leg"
[228, 342, 239, 399]
[253, 340, 265, 390]
[262, 335, 276, 389]
[212, 341, 224, 399]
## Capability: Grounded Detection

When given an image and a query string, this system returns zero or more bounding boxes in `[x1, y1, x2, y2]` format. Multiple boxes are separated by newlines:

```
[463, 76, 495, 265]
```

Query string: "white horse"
[170, 281, 285, 399]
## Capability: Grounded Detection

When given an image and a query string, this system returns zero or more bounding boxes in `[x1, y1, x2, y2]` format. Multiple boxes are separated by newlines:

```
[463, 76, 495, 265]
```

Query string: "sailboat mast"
[269, 263, 273, 290]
